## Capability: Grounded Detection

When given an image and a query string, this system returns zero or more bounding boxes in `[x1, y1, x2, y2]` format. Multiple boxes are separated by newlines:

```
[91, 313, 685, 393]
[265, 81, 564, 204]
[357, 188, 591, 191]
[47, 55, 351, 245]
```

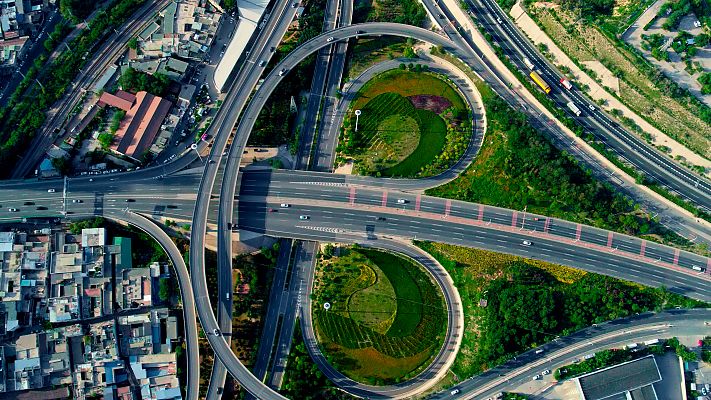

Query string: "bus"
[530, 71, 551, 94]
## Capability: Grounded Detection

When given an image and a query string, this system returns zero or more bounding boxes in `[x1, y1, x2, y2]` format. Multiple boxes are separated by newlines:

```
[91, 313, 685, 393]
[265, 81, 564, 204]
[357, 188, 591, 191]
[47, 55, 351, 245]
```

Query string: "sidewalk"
[508, 2, 710, 174]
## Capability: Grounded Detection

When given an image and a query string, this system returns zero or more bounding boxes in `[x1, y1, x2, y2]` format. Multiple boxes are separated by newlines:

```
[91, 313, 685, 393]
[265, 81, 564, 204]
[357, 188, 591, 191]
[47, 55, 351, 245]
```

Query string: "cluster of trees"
[699, 72, 711, 94]
[59, 0, 97, 22]
[477, 262, 704, 369]
[280, 323, 351, 400]
[43, 23, 73, 52]
[431, 94, 668, 237]
[662, 0, 693, 30]
[0, 0, 146, 177]
[118, 67, 171, 96]
[365, 0, 427, 26]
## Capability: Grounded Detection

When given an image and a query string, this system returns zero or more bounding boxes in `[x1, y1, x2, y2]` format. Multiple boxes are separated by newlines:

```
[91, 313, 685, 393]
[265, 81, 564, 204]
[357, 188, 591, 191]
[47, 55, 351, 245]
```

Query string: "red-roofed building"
[98, 90, 172, 160]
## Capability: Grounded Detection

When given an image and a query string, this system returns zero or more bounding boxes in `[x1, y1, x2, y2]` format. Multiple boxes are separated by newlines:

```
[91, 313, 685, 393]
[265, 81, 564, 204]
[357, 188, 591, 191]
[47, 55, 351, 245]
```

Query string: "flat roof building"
[575, 355, 662, 400]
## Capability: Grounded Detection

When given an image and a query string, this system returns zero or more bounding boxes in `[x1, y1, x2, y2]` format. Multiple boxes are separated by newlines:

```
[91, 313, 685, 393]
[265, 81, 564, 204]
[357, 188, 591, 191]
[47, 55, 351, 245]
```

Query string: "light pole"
[354, 109, 361, 132]
[190, 143, 203, 162]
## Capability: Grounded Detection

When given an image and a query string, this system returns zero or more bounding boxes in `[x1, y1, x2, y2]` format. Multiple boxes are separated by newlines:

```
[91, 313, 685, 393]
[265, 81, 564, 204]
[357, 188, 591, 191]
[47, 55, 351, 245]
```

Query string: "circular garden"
[338, 66, 472, 177]
[312, 246, 447, 385]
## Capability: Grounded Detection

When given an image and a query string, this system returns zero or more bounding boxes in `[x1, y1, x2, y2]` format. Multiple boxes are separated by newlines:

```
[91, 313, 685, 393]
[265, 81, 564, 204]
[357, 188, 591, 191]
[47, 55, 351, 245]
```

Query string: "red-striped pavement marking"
[349, 187, 356, 206]
[607, 232, 613, 248]
[543, 217, 550, 233]
[478, 205, 484, 221]
[381, 191, 388, 207]
[415, 194, 421, 212]
[640, 241, 646, 257]
[444, 200, 451, 218]
[673, 249, 680, 265]
[511, 211, 518, 227]
[708, 258, 711, 270]
[575, 224, 582, 241]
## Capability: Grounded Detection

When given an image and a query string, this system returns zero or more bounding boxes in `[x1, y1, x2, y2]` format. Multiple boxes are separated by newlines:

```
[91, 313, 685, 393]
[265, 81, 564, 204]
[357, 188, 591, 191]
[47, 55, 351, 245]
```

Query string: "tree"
[59, 0, 96, 21]
[127, 37, 138, 50]
[159, 278, 172, 302]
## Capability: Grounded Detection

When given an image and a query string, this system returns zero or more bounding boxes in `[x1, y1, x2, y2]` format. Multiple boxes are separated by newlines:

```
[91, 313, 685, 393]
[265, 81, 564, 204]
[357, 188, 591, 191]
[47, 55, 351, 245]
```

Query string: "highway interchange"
[1, 0, 711, 399]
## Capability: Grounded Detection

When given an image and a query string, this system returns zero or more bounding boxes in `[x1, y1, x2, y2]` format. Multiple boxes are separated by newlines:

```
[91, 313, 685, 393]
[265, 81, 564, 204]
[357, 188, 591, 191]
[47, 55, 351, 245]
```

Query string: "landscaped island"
[338, 67, 472, 177]
[312, 245, 447, 385]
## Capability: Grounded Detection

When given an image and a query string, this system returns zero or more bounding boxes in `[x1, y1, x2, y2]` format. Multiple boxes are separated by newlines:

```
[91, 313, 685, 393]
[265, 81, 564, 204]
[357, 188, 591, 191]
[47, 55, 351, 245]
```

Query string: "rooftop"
[576, 356, 662, 400]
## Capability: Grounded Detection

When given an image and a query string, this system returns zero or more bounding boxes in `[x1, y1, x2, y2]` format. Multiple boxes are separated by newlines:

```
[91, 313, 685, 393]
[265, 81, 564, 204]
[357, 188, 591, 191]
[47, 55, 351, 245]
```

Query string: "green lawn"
[383, 109, 447, 177]
[312, 246, 447, 384]
[342, 69, 468, 178]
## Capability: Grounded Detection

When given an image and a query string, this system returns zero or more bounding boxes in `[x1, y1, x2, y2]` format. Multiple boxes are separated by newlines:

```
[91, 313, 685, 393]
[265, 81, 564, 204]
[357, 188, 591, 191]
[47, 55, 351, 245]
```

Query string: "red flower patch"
[408, 95, 452, 114]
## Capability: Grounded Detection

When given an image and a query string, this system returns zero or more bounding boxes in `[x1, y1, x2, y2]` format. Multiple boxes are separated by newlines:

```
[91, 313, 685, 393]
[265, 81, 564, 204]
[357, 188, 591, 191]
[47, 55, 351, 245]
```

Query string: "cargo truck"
[523, 57, 535, 70]
[567, 101, 582, 116]
[529, 71, 551, 94]
[560, 77, 573, 90]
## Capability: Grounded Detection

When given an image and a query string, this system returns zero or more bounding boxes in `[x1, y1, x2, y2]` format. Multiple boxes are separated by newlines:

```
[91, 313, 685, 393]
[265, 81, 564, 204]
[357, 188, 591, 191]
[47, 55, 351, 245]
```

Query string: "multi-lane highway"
[466, 0, 711, 211]
[436, 308, 711, 399]
[236, 169, 711, 302]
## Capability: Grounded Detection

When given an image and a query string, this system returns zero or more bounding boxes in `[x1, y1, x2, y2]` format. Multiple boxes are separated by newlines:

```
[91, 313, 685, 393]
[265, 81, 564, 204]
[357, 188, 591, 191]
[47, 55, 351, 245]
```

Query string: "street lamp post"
[190, 143, 203, 162]
[354, 109, 361, 132]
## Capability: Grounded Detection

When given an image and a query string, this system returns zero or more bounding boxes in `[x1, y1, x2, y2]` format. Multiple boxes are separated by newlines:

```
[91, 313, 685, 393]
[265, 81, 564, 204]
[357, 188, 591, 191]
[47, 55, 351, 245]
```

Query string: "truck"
[523, 57, 535, 70]
[567, 101, 582, 117]
[624, 343, 638, 350]
[560, 77, 573, 90]
[529, 71, 551, 94]
[644, 339, 660, 346]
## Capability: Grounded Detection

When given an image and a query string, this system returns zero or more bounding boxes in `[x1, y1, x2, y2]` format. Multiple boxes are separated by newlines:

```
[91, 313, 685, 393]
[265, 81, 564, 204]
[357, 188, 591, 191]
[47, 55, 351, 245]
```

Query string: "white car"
[7, 208, 17, 212]
[589, 104, 595, 111]
[542, 369, 551, 375]
[213, 328, 221, 336]
[280, 203, 290, 208]
[397, 199, 407, 204]
[522, 240, 532, 246]
[533, 374, 542, 380]
[299, 215, 309, 220]
[326, 36, 335, 42]
[259, 60, 266, 67]
[450, 389, 460, 395]
[72, 199, 83, 203]
[47, 189, 55, 193]
[278, 68, 287, 76]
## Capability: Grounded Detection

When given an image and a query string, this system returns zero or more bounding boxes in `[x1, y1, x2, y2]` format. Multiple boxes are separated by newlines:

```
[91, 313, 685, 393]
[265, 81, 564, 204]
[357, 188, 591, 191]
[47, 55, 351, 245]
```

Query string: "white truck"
[560, 77, 573, 90]
[523, 57, 535, 70]
[644, 339, 660, 346]
[567, 101, 582, 117]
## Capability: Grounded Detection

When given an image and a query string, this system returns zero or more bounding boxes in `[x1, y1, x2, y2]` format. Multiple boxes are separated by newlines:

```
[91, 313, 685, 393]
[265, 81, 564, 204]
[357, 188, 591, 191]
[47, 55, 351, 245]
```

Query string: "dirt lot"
[623, 1, 711, 107]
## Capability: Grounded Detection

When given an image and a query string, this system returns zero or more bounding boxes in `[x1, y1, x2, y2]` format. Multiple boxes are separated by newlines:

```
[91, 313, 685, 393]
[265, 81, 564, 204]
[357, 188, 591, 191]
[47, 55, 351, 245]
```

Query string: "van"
[692, 266, 705, 272]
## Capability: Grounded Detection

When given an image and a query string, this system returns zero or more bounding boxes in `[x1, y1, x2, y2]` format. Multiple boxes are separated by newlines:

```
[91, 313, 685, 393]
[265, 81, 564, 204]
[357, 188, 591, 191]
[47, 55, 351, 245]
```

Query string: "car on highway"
[258, 60, 266, 67]
[588, 104, 595, 111]
[47, 189, 55, 193]
[292, 1, 299, 7]
[535, 349, 544, 354]
[533, 374, 542, 380]
[356, 30, 365, 34]
[23, 201, 34, 205]
[522, 240, 533, 246]
[125, 199, 135, 203]
[278, 68, 287, 76]
[280, 203, 290, 208]
[6, 207, 18, 212]
[299, 215, 309, 220]
[72, 199, 82, 203]
[397, 199, 407, 204]
[376, 216, 386, 221]
[542, 369, 551, 375]
[213, 328, 221, 336]
[226, 293, 230, 300]
[326, 36, 334, 42]
[450, 389, 460, 395]
[36, 206, 47, 210]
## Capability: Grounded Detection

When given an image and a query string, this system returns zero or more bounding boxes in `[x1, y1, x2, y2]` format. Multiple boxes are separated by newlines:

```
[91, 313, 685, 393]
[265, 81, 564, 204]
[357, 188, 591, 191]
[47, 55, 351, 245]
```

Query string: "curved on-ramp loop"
[103, 211, 200, 400]
[300, 238, 464, 399]
[191, 23, 462, 400]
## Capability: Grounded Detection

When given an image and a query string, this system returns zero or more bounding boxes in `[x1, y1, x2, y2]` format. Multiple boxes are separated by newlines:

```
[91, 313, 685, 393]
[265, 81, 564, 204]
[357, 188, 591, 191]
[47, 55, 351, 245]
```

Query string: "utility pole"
[520, 205, 527, 231]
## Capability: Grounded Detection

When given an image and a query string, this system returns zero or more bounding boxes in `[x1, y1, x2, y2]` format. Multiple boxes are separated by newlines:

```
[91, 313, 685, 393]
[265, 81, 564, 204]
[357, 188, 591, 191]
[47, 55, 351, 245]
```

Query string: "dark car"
[376, 216, 386, 221]
[125, 199, 136, 203]
[24, 201, 35, 205]
[36, 206, 48, 210]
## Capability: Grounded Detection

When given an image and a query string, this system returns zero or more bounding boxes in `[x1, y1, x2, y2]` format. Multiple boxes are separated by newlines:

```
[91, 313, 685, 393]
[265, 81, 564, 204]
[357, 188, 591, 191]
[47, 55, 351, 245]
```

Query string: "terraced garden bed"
[312, 246, 447, 385]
